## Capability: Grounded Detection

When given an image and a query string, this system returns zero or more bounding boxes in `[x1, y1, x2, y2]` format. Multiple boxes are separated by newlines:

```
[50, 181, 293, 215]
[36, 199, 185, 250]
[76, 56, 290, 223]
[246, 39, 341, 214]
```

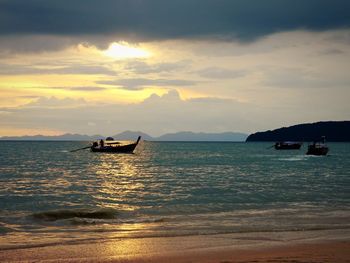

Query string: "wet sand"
[1, 230, 349, 262]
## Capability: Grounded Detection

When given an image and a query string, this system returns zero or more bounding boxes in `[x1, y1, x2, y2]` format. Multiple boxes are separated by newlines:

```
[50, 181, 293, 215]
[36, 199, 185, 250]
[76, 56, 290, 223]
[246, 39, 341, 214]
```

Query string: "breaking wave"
[31, 208, 118, 221]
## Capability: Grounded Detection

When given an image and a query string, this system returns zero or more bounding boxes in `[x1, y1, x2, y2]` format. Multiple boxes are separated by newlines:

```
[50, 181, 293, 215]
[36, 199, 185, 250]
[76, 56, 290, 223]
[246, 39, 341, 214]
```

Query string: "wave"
[31, 208, 118, 222]
[69, 216, 166, 226]
[30, 208, 168, 225]
[0, 225, 13, 234]
[277, 155, 308, 161]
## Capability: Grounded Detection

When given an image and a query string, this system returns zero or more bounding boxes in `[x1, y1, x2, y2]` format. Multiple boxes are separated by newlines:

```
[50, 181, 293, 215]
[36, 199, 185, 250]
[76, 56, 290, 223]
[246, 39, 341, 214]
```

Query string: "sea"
[0, 141, 349, 249]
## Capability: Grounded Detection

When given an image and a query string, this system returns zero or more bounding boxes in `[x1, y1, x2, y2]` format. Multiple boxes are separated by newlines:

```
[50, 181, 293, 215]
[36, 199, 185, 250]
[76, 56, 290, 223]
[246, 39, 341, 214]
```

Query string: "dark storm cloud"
[97, 78, 196, 90]
[49, 86, 107, 91]
[196, 67, 246, 79]
[124, 60, 191, 74]
[1, 0, 349, 41]
[0, 64, 116, 75]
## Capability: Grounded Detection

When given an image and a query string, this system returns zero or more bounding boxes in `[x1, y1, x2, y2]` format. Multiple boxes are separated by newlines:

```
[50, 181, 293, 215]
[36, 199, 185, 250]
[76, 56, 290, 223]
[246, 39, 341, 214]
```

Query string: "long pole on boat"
[70, 145, 91, 152]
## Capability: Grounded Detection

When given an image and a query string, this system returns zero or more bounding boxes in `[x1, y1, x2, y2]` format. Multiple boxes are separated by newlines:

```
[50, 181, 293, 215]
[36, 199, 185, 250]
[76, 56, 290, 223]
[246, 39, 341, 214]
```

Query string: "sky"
[0, 0, 350, 137]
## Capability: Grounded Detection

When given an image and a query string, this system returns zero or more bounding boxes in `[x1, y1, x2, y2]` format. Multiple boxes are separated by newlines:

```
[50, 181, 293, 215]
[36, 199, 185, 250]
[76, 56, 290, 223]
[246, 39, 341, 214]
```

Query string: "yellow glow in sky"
[0, 127, 64, 137]
[103, 42, 150, 59]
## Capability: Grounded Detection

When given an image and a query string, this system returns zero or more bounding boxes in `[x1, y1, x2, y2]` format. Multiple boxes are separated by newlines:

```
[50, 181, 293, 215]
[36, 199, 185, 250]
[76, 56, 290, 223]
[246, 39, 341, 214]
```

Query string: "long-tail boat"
[306, 136, 329, 156]
[91, 136, 141, 153]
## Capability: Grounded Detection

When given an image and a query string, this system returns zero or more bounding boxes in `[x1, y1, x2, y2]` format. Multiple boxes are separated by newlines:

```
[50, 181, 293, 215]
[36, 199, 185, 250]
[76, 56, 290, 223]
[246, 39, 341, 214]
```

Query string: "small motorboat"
[306, 136, 329, 156]
[91, 136, 141, 153]
[274, 141, 302, 150]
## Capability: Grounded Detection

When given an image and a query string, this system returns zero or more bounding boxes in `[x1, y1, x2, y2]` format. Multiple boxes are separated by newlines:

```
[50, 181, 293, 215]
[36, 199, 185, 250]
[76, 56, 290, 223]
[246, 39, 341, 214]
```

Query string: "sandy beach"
[1, 230, 349, 263]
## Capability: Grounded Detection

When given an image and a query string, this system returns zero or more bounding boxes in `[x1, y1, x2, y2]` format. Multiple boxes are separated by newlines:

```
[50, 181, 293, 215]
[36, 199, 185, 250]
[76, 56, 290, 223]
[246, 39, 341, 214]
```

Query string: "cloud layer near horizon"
[1, 87, 348, 137]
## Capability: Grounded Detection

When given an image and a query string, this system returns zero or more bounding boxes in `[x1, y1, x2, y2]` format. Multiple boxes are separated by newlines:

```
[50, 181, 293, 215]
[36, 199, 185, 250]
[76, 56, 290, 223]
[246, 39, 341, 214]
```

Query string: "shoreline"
[1, 229, 349, 262]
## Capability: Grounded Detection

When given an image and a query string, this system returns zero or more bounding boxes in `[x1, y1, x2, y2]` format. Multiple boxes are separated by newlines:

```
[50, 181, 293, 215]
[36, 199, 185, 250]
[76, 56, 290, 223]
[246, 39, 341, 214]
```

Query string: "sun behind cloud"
[103, 41, 150, 59]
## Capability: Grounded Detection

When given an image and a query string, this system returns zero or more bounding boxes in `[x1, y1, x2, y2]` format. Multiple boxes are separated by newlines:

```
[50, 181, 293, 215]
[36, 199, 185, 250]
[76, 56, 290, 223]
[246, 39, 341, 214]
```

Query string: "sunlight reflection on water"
[91, 154, 144, 211]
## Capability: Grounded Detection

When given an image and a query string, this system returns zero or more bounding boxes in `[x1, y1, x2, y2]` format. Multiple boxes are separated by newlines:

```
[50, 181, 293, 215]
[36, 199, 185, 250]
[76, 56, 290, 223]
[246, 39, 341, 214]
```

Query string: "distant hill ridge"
[157, 131, 247, 141]
[0, 131, 247, 142]
[246, 121, 350, 142]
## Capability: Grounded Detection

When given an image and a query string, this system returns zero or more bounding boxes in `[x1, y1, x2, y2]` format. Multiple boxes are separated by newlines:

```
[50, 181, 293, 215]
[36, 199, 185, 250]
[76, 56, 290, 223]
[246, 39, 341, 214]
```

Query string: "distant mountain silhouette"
[112, 131, 154, 141]
[156, 131, 247, 141]
[0, 131, 247, 141]
[246, 121, 350, 142]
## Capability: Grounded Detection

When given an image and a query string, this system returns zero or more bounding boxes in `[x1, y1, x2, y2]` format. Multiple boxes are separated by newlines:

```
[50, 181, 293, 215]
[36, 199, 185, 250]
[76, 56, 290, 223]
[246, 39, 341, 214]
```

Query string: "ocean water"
[0, 141, 349, 249]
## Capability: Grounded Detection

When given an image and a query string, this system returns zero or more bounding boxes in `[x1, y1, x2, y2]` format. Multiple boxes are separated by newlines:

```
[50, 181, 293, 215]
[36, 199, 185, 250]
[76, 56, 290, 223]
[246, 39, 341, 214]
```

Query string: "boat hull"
[275, 142, 302, 150]
[306, 145, 329, 156]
